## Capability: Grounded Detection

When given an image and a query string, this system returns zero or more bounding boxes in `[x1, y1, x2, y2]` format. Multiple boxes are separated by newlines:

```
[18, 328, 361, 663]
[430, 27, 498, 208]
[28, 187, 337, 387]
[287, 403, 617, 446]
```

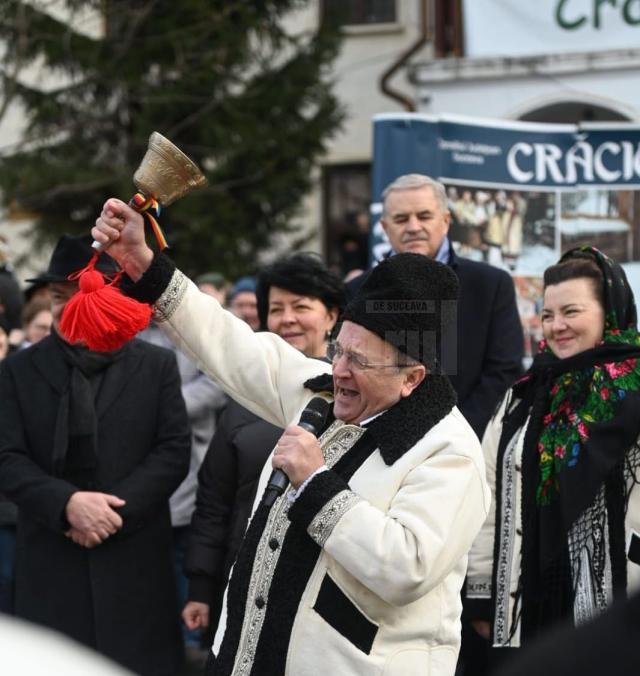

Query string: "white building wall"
[411, 49, 640, 122]
[283, 1, 429, 259]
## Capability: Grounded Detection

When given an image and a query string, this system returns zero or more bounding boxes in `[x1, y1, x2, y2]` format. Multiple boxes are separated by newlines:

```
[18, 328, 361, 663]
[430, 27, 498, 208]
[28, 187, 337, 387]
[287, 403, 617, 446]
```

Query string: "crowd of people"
[0, 173, 638, 676]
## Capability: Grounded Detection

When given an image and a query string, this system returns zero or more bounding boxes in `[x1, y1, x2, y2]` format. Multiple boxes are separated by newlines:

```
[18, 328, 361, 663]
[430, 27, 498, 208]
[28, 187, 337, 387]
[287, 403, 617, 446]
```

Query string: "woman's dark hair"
[256, 253, 346, 330]
[543, 252, 605, 308]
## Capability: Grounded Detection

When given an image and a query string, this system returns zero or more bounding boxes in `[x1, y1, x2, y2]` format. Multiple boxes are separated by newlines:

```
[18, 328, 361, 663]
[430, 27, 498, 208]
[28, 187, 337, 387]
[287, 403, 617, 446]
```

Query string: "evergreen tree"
[0, 1, 343, 277]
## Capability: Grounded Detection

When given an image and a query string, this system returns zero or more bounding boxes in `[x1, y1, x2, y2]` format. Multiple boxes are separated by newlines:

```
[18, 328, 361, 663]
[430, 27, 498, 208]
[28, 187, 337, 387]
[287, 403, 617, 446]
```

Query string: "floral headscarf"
[533, 246, 640, 506]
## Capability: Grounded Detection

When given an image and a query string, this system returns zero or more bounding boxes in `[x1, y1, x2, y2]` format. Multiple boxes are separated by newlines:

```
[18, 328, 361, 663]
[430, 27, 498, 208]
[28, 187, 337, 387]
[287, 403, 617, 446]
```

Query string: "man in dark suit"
[349, 174, 523, 440]
[0, 235, 191, 676]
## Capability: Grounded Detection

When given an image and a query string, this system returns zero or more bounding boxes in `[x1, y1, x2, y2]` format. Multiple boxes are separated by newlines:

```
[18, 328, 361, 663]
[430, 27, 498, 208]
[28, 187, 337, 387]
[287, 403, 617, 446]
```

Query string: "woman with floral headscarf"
[466, 246, 640, 656]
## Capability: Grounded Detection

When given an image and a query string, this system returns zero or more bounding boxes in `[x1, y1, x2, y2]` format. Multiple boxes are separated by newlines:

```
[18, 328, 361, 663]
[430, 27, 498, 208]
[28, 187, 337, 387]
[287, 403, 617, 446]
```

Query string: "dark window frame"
[320, 0, 398, 27]
[434, 0, 463, 57]
[322, 162, 372, 276]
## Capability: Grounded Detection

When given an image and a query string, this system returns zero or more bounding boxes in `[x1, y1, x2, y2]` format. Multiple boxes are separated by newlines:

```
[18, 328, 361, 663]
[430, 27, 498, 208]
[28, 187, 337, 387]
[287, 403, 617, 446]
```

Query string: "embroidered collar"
[304, 372, 457, 465]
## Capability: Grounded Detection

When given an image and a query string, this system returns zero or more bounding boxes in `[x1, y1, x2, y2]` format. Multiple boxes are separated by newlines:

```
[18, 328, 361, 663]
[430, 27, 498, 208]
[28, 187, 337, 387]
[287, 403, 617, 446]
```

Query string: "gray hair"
[381, 174, 448, 214]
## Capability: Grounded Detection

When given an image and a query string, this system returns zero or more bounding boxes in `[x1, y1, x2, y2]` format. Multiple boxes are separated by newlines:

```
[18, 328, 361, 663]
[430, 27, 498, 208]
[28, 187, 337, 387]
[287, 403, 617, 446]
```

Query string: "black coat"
[0, 336, 191, 676]
[347, 249, 523, 438]
[185, 400, 282, 639]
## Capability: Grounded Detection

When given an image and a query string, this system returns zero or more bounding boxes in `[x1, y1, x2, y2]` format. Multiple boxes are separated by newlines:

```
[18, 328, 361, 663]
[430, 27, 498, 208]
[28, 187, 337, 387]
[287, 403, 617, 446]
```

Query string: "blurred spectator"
[0, 315, 9, 361]
[338, 210, 369, 278]
[20, 297, 53, 349]
[24, 278, 52, 304]
[0, 297, 52, 615]
[0, 313, 15, 615]
[343, 267, 364, 283]
[0, 235, 24, 332]
[227, 276, 259, 331]
[196, 272, 227, 305]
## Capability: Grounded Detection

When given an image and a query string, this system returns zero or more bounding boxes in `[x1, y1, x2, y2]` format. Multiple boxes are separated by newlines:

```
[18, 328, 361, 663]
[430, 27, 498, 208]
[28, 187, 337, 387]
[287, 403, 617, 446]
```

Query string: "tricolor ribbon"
[129, 192, 169, 250]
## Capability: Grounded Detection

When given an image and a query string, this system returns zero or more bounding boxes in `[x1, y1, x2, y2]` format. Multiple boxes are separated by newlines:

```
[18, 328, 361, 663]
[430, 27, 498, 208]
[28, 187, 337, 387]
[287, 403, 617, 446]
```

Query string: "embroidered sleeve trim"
[466, 579, 492, 599]
[307, 489, 362, 548]
[154, 269, 189, 323]
[288, 467, 349, 530]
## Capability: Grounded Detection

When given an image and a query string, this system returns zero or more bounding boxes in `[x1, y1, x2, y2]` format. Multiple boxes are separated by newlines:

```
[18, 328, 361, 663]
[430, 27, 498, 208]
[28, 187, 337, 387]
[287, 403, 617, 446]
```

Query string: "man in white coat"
[92, 198, 490, 676]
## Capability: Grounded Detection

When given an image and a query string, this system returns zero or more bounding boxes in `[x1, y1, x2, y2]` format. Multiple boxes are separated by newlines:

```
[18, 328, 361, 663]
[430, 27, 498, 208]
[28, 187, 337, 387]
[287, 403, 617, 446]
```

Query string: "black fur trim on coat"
[305, 372, 457, 466]
[121, 252, 176, 304]
[366, 374, 456, 465]
[212, 503, 271, 675]
[214, 432, 378, 676]
[288, 470, 350, 531]
[304, 372, 333, 393]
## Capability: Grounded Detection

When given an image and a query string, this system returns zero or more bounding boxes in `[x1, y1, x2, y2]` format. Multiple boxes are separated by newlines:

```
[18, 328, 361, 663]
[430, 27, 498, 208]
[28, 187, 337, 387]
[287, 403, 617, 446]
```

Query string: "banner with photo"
[371, 113, 640, 362]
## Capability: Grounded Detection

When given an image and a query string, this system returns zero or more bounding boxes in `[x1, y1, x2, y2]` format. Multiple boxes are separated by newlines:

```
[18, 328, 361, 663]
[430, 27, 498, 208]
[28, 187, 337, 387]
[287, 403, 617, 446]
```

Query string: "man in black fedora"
[0, 234, 191, 676]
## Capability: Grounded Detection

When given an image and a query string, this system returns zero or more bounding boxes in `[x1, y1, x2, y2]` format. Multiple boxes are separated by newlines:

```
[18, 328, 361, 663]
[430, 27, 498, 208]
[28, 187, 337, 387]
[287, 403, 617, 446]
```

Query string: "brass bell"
[92, 132, 207, 251]
[133, 132, 208, 206]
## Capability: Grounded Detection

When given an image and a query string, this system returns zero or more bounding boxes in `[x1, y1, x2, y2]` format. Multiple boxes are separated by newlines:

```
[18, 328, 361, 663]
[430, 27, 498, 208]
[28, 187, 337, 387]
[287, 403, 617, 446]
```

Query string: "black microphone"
[263, 396, 331, 507]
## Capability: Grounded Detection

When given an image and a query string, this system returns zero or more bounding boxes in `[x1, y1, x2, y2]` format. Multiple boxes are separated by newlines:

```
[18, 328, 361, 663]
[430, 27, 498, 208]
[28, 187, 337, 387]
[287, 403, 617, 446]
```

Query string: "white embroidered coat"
[156, 270, 491, 676]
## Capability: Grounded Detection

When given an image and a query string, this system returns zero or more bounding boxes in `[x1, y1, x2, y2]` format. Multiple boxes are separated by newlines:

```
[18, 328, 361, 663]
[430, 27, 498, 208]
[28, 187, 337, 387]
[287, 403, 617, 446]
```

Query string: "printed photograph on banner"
[444, 183, 558, 276]
[622, 260, 640, 307]
[513, 276, 544, 369]
[559, 188, 637, 263]
[369, 205, 391, 263]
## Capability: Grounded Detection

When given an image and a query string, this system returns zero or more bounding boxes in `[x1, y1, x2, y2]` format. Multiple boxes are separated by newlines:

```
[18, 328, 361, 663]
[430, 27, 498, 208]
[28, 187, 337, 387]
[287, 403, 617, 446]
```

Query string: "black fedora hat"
[25, 234, 118, 284]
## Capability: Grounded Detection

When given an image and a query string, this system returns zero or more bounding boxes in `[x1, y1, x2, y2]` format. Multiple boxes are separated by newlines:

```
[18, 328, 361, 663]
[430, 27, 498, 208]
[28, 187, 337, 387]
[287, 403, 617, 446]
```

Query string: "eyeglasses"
[326, 341, 406, 371]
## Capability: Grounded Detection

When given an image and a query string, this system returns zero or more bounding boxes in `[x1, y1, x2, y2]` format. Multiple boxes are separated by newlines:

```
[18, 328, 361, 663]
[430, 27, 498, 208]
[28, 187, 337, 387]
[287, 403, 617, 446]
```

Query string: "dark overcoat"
[0, 336, 191, 676]
[446, 250, 523, 436]
[185, 400, 282, 639]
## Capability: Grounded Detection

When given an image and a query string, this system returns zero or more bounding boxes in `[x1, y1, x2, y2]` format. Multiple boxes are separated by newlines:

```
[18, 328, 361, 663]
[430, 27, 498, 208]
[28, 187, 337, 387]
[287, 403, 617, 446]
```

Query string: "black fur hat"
[342, 253, 459, 371]
[25, 234, 118, 284]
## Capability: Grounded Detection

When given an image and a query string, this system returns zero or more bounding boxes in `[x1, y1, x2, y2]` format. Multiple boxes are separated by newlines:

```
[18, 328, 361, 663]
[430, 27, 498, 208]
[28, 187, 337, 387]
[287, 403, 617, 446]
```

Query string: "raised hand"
[92, 198, 154, 280]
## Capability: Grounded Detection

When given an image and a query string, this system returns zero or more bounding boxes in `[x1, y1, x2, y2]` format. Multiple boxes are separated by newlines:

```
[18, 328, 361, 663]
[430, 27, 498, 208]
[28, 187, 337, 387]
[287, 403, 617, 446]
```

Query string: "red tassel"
[59, 254, 152, 352]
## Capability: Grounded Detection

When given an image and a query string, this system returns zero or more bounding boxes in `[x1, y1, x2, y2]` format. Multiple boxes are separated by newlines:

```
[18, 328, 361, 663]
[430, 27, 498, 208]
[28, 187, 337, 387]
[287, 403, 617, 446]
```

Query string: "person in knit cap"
[226, 275, 259, 331]
[0, 234, 191, 676]
[92, 198, 491, 676]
